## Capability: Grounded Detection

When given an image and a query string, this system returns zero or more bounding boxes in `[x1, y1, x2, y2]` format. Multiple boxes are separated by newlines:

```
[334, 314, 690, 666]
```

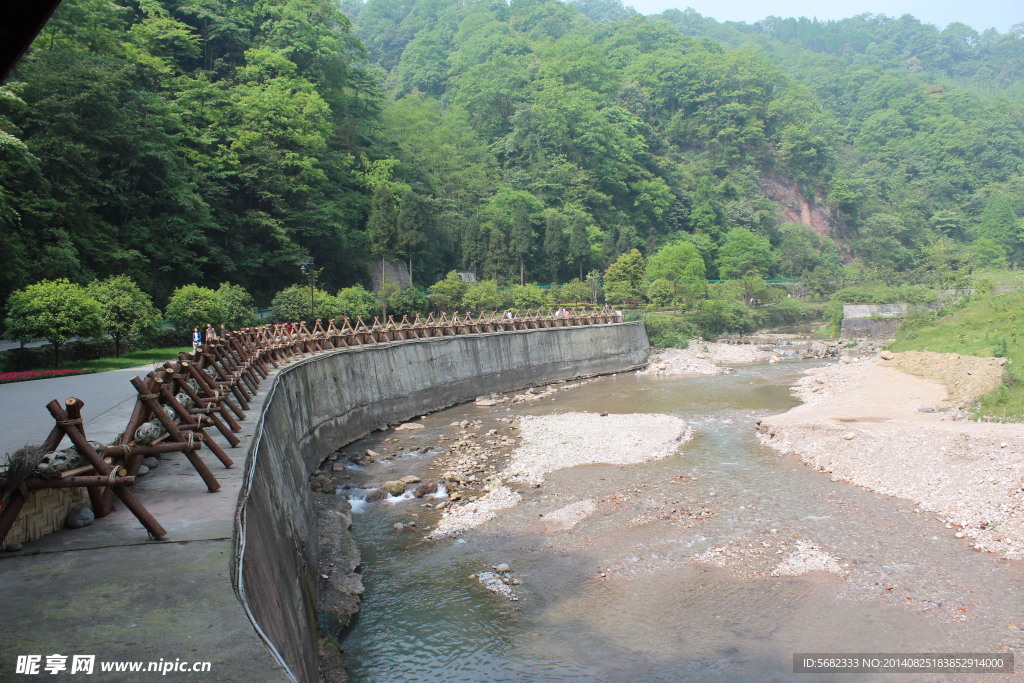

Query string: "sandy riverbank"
[757, 353, 1024, 559]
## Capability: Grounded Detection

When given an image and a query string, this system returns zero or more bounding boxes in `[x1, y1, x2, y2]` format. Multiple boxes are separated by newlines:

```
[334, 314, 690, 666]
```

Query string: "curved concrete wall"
[233, 323, 649, 681]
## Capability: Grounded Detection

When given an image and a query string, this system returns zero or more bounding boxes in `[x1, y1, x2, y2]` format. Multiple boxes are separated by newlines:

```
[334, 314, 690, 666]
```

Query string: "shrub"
[270, 285, 338, 322]
[428, 271, 468, 311]
[463, 280, 507, 312]
[336, 284, 380, 320]
[510, 283, 549, 309]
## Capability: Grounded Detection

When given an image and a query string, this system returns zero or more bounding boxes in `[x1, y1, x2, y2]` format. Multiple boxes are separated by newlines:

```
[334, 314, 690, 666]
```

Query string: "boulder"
[142, 456, 159, 469]
[365, 489, 389, 502]
[66, 507, 95, 529]
[413, 482, 439, 498]
[381, 480, 407, 496]
[400, 475, 421, 484]
[395, 423, 425, 431]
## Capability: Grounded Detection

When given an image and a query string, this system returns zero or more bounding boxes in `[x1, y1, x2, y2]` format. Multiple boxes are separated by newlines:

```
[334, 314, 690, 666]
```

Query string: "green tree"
[717, 228, 775, 280]
[4, 279, 104, 367]
[479, 188, 543, 284]
[604, 248, 646, 303]
[165, 284, 227, 332]
[555, 278, 590, 304]
[336, 284, 380, 319]
[88, 275, 161, 357]
[644, 241, 707, 303]
[270, 285, 338, 322]
[385, 285, 430, 318]
[977, 193, 1022, 264]
[428, 271, 468, 311]
[463, 279, 506, 312]
[510, 283, 549, 309]
[646, 278, 677, 307]
[216, 282, 256, 329]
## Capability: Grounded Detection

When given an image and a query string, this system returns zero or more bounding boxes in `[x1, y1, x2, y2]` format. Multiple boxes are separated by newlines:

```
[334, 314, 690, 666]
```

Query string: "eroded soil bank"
[324, 353, 1024, 681]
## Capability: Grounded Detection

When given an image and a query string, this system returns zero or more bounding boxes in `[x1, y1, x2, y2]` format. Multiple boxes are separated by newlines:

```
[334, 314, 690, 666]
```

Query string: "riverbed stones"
[365, 489, 389, 502]
[381, 480, 407, 496]
[400, 475, 421, 484]
[413, 482, 438, 498]
[477, 572, 518, 601]
[503, 412, 691, 486]
[494, 563, 511, 573]
[395, 423, 425, 431]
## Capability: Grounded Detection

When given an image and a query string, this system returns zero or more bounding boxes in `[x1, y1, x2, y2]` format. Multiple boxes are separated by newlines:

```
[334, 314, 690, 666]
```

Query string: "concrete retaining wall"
[233, 323, 649, 681]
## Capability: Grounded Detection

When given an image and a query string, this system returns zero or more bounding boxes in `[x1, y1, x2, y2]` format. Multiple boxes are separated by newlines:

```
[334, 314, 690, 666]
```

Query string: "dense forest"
[1, 0, 1023, 310]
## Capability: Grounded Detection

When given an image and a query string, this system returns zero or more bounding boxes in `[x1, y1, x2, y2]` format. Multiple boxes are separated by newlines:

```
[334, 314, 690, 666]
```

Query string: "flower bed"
[0, 369, 95, 384]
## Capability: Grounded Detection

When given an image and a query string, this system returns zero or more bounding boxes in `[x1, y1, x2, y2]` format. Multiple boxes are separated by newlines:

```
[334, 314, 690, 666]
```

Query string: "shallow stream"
[337, 360, 1024, 681]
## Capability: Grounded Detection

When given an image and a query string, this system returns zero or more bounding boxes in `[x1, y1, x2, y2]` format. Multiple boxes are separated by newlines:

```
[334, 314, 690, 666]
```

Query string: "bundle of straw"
[2, 445, 48, 495]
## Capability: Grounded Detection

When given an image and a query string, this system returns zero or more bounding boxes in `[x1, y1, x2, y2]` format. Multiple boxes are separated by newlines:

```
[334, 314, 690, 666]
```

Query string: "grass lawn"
[888, 288, 1024, 420]
[68, 347, 192, 372]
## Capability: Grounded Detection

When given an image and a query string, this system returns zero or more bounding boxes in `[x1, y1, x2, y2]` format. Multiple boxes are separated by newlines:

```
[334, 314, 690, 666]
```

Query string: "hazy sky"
[625, 0, 1024, 33]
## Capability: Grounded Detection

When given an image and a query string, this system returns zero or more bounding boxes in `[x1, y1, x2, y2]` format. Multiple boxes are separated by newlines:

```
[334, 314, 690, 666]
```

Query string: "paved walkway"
[0, 366, 287, 681]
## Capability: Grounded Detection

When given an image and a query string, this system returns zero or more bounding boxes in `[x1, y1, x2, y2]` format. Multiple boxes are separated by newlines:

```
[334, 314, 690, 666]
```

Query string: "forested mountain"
[1, 0, 1023, 310]
[347, 0, 1024, 286]
[0, 0, 379, 305]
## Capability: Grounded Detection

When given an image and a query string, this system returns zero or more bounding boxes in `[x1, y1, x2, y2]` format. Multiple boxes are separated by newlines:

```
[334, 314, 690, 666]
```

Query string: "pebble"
[137, 465, 150, 477]
[494, 563, 511, 573]
[143, 456, 159, 469]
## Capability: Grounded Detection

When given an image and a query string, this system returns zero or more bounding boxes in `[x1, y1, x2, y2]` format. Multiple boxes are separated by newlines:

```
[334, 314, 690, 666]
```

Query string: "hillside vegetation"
[0, 0, 1022, 313]
[889, 279, 1024, 419]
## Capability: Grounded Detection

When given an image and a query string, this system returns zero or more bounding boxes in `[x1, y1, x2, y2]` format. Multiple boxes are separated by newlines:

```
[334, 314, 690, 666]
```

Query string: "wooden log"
[129, 378, 221, 493]
[0, 490, 27, 546]
[45, 399, 166, 540]
[103, 441, 200, 457]
[154, 377, 232, 468]
[26, 475, 136, 490]
[180, 362, 243, 429]
[64, 398, 115, 516]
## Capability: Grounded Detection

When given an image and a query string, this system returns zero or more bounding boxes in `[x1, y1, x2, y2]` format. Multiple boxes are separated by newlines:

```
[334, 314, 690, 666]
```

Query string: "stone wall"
[840, 303, 910, 340]
[232, 323, 650, 681]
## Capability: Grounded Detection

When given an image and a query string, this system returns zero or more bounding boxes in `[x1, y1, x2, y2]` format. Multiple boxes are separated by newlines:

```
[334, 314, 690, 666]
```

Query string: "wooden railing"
[0, 307, 622, 545]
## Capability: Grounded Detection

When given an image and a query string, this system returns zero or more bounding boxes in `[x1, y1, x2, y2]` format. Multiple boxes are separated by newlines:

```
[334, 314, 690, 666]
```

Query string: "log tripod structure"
[0, 307, 623, 546]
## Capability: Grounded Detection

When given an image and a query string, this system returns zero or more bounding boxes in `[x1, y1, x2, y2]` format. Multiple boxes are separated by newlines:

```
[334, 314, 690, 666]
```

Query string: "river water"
[336, 360, 1024, 681]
